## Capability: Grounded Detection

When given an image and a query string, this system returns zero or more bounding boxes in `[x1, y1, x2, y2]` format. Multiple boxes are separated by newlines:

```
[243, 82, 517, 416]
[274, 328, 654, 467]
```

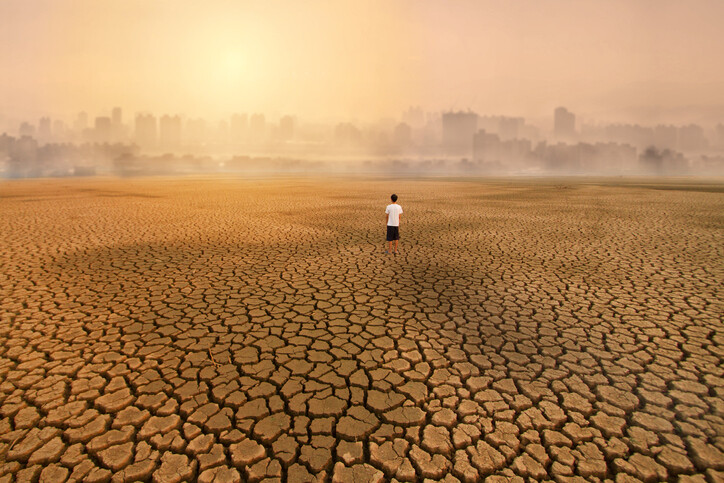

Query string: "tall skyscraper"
[554, 107, 576, 141]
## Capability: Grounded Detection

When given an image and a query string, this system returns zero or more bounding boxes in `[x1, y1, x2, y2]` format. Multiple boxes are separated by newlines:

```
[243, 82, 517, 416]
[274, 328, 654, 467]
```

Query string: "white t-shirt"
[385, 203, 403, 226]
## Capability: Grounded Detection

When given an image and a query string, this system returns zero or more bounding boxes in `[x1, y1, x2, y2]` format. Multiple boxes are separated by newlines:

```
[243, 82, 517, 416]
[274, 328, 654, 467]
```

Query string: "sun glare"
[221, 50, 245, 80]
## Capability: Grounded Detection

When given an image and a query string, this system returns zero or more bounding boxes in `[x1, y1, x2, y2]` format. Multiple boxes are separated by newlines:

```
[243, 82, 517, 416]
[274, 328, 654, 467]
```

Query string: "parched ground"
[0, 177, 722, 483]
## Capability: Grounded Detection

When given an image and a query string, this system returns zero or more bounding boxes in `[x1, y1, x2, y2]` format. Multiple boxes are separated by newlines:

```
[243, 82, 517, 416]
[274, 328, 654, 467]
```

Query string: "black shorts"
[386, 225, 400, 241]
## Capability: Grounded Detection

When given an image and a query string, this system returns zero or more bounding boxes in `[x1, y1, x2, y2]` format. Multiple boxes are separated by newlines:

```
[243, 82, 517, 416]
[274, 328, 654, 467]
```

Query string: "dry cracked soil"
[0, 176, 722, 483]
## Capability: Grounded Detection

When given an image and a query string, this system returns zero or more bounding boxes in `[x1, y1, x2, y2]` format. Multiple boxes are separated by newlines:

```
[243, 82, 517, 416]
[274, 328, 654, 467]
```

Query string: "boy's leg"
[394, 239, 399, 253]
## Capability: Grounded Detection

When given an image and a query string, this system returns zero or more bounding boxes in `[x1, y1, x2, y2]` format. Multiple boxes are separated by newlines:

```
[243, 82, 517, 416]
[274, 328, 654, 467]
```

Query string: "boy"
[385, 194, 403, 254]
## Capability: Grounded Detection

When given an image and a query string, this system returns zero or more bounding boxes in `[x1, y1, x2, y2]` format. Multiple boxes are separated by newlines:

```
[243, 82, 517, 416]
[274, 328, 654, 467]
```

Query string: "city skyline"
[7, 104, 721, 149]
[4, 102, 722, 179]
[2, 0, 724, 125]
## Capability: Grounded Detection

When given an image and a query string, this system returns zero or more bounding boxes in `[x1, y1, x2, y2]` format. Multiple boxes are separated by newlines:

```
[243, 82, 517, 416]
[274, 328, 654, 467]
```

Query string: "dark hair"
[391, 194, 398, 202]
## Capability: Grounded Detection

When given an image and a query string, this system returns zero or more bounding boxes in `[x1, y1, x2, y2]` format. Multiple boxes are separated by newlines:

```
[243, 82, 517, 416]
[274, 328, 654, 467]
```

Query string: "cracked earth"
[0, 177, 722, 482]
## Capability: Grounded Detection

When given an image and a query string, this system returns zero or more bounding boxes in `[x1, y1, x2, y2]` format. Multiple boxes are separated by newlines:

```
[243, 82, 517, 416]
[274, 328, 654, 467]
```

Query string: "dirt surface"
[1, 176, 722, 482]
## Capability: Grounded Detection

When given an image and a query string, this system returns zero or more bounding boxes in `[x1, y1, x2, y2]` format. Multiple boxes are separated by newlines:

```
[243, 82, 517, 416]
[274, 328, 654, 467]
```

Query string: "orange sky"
[1, 0, 723, 123]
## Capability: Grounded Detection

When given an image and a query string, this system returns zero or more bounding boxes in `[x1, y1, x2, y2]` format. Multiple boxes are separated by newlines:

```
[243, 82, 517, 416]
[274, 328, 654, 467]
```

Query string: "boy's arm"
[386, 214, 389, 224]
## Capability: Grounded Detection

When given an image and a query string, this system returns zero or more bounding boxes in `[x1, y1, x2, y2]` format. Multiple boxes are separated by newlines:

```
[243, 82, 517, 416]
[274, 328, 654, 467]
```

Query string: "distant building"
[442, 111, 478, 155]
[678, 124, 706, 152]
[498, 117, 524, 141]
[520, 124, 540, 143]
[38, 117, 52, 143]
[230, 114, 248, 145]
[639, 146, 688, 174]
[0, 133, 13, 154]
[402, 106, 425, 129]
[278, 115, 295, 142]
[94, 117, 112, 143]
[135, 114, 157, 149]
[112, 107, 122, 126]
[538, 141, 581, 171]
[74, 112, 88, 133]
[476, 116, 525, 141]
[605, 124, 654, 148]
[714, 123, 724, 149]
[185, 118, 206, 146]
[693, 154, 724, 174]
[216, 120, 229, 145]
[7, 135, 39, 177]
[473, 130, 501, 163]
[533, 140, 638, 173]
[334, 123, 362, 146]
[477, 116, 498, 135]
[554, 107, 576, 141]
[19, 122, 35, 138]
[53, 120, 67, 142]
[474, 129, 532, 168]
[112, 107, 123, 142]
[393, 123, 412, 147]
[654, 125, 678, 150]
[159, 115, 182, 149]
[576, 142, 637, 173]
[249, 114, 266, 143]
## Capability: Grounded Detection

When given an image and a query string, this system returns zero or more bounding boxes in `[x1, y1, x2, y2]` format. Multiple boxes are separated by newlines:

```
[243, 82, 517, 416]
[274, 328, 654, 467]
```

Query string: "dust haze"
[1, 0, 724, 176]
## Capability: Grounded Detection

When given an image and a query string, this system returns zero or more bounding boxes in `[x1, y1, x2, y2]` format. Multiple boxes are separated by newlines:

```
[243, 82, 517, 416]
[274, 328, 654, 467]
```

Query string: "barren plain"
[0, 177, 722, 482]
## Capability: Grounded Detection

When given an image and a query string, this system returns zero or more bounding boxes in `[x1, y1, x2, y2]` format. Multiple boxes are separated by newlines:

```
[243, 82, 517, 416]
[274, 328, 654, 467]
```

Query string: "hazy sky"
[2, 0, 723, 124]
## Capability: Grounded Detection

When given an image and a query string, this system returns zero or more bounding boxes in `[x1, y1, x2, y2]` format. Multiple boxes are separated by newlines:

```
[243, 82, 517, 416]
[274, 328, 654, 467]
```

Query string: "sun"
[221, 50, 246, 80]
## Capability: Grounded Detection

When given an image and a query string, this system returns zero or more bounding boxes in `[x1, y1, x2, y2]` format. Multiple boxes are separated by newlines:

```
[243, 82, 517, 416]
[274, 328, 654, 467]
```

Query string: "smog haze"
[2, 0, 724, 124]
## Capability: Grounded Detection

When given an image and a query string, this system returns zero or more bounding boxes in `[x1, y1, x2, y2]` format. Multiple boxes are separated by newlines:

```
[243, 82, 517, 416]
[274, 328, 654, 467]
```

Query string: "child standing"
[385, 194, 403, 254]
